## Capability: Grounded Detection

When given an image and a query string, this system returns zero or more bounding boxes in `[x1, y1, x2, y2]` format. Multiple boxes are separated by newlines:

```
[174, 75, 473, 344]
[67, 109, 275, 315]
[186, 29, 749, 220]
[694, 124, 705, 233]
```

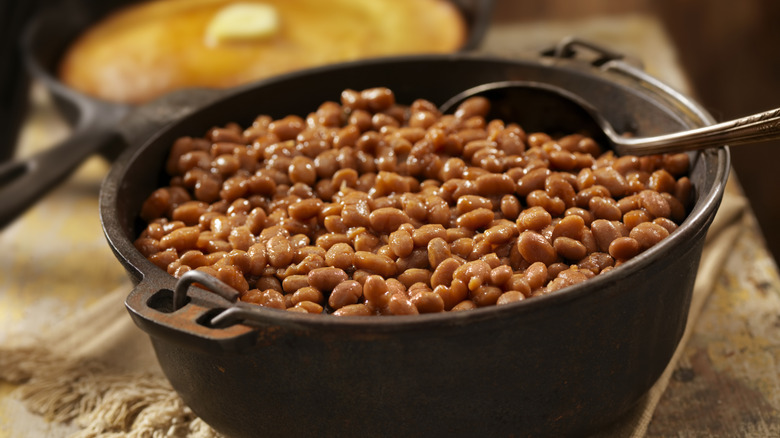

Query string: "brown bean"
[324, 243, 354, 270]
[453, 260, 491, 292]
[516, 168, 550, 197]
[412, 224, 447, 247]
[387, 293, 420, 315]
[160, 226, 199, 252]
[590, 219, 628, 253]
[639, 190, 671, 219]
[266, 235, 294, 268]
[500, 195, 521, 220]
[369, 207, 409, 233]
[328, 280, 363, 310]
[455, 195, 492, 215]
[589, 196, 622, 221]
[497, 291, 525, 305]
[354, 251, 397, 278]
[333, 303, 373, 316]
[410, 290, 445, 313]
[475, 173, 515, 196]
[516, 231, 557, 265]
[291, 287, 324, 306]
[427, 237, 451, 269]
[623, 209, 651, 230]
[397, 269, 432, 289]
[554, 236, 587, 261]
[489, 265, 513, 288]
[362, 87, 395, 112]
[484, 222, 518, 245]
[288, 198, 322, 221]
[288, 301, 324, 314]
[629, 221, 670, 250]
[455, 208, 494, 229]
[524, 262, 548, 291]
[242, 289, 286, 309]
[471, 285, 502, 307]
[451, 300, 477, 311]
[608, 237, 641, 260]
[552, 214, 585, 241]
[454, 96, 490, 120]
[307, 267, 349, 292]
[363, 275, 392, 310]
[516, 206, 552, 232]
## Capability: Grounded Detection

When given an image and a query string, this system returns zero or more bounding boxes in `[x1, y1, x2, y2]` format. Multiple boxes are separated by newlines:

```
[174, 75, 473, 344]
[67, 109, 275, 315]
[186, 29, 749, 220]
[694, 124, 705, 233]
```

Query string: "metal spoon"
[440, 80, 780, 156]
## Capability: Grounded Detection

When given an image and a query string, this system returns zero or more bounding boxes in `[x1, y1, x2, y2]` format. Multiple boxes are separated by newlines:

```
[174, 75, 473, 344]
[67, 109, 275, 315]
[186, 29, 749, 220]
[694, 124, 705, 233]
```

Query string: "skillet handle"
[125, 275, 257, 354]
[0, 122, 121, 229]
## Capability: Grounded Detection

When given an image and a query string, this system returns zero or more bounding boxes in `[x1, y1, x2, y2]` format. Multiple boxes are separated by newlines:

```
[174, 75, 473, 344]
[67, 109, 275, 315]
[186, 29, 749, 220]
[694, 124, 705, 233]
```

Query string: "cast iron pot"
[100, 45, 730, 437]
[0, 0, 492, 228]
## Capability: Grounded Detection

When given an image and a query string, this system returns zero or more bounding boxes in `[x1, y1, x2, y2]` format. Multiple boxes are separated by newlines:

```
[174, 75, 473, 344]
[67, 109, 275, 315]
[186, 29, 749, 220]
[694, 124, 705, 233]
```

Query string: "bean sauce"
[136, 87, 692, 316]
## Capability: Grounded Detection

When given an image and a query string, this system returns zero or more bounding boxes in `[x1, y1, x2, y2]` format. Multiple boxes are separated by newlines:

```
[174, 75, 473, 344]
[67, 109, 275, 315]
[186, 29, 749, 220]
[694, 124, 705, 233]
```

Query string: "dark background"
[494, 0, 780, 262]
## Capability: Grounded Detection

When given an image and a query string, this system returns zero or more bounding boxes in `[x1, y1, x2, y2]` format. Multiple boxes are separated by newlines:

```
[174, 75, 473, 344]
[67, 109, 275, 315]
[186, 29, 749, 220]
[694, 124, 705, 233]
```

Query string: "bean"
[363, 275, 392, 310]
[554, 236, 587, 261]
[308, 267, 349, 292]
[456, 195, 492, 215]
[410, 290, 445, 313]
[609, 237, 641, 260]
[291, 287, 324, 305]
[412, 224, 447, 247]
[497, 291, 525, 305]
[388, 293, 420, 315]
[524, 262, 548, 291]
[451, 300, 477, 312]
[639, 189, 671, 219]
[289, 301, 324, 314]
[324, 243, 355, 270]
[471, 285, 502, 307]
[475, 173, 515, 196]
[454, 96, 490, 120]
[333, 303, 373, 316]
[516, 231, 557, 265]
[369, 207, 410, 233]
[329, 280, 363, 310]
[242, 289, 286, 309]
[354, 251, 397, 278]
[590, 219, 628, 253]
[427, 237, 451, 269]
[266, 235, 293, 268]
[160, 226, 199, 252]
[629, 222, 670, 251]
[455, 208, 494, 229]
[623, 209, 651, 230]
[453, 260, 491, 292]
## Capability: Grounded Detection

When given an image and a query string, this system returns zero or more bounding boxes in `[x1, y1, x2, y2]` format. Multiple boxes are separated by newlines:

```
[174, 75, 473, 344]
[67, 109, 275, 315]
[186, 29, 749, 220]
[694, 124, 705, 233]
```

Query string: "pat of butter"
[205, 3, 280, 46]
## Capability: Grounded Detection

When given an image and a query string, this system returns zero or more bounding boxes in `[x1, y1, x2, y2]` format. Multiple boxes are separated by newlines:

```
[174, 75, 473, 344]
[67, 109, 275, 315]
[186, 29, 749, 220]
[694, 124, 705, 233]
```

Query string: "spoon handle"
[620, 107, 780, 155]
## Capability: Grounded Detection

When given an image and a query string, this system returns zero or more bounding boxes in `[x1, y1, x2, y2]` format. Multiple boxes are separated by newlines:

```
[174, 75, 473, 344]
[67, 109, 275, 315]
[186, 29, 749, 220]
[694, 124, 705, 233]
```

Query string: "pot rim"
[101, 51, 731, 332]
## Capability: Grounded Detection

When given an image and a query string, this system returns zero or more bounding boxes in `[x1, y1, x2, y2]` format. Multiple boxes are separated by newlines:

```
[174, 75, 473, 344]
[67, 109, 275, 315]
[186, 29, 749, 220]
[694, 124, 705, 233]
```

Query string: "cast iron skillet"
[0, 0, 493, 228]
[101, 45, 729, 437]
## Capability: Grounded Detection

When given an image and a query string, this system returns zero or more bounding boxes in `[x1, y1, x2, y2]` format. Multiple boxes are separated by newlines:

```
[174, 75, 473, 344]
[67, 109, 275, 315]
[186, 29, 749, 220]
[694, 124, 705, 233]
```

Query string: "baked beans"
[136, 87, 693, 316]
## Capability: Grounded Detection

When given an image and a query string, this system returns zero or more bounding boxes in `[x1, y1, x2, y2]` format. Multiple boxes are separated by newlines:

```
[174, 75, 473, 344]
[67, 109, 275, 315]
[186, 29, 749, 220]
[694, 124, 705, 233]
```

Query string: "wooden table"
[1, 14, 778, 438]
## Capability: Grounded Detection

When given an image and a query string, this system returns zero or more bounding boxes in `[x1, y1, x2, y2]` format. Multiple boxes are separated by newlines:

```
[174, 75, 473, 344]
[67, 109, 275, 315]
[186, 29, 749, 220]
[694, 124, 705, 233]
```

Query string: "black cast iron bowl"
[100, 51, 730, 438]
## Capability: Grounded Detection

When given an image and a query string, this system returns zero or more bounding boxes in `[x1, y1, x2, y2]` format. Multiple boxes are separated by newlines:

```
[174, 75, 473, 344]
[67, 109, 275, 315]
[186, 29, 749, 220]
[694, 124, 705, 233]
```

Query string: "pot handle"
[0, 99, 129, 229]
[543, 37, 716, 127]
[125, 271, 258, 354]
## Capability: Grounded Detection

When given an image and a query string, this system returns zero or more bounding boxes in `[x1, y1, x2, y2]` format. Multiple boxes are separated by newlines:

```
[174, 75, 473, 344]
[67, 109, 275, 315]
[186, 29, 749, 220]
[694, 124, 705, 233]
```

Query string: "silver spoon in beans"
[440, 80, 780, 156]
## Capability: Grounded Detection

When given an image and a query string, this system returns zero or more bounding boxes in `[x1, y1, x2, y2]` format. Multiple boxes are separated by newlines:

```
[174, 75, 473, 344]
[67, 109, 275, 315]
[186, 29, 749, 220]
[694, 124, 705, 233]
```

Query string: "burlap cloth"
[0, 15, 754, 438]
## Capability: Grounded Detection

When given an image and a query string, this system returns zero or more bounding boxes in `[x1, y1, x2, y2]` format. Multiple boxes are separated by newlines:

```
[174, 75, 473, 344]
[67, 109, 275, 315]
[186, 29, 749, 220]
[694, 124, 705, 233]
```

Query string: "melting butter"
[205, 2, 280, 46]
